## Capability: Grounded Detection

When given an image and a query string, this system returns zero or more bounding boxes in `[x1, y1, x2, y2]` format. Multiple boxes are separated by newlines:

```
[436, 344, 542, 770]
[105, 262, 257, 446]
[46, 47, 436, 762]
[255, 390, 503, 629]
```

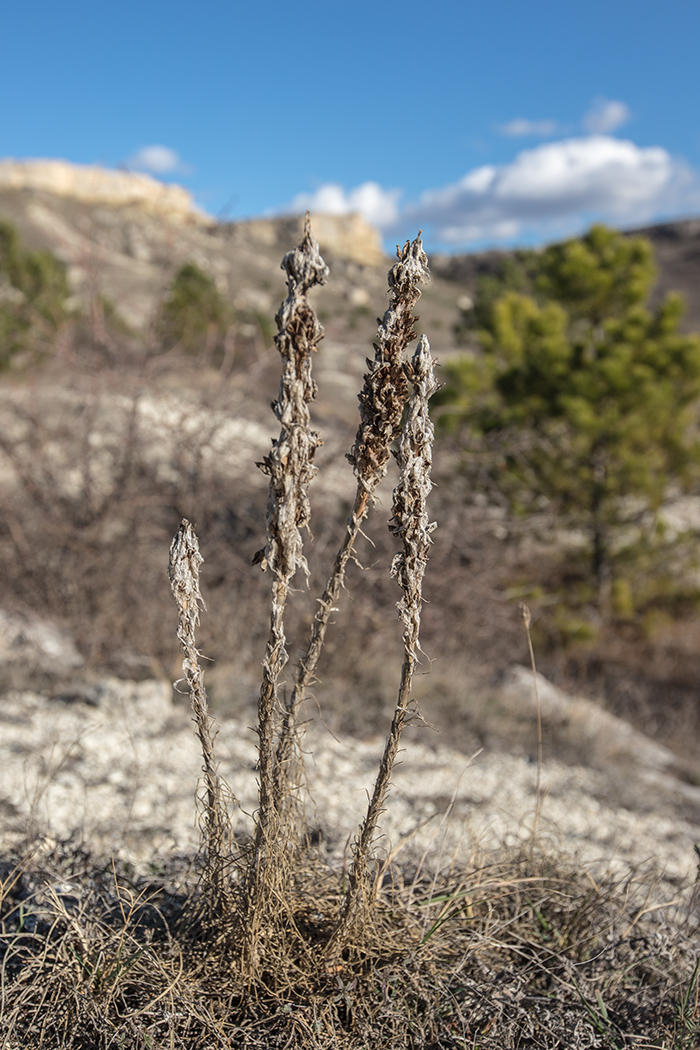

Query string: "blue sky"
[2, 0, 699, 252]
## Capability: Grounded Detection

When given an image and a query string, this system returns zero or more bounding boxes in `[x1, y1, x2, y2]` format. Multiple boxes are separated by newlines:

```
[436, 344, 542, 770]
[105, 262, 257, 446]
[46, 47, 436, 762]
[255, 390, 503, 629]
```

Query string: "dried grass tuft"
[0, 846, 696, 1049]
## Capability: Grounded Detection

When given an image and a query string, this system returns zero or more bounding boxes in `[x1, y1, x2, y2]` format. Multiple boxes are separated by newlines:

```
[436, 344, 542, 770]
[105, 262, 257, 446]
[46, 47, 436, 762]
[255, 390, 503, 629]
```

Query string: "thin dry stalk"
[330, 334, 438, 946]
[250, 215, 328, 902]
[520, 601, 544, 853]
[168, 518, 235, 915]
[274, 236, 431, 826]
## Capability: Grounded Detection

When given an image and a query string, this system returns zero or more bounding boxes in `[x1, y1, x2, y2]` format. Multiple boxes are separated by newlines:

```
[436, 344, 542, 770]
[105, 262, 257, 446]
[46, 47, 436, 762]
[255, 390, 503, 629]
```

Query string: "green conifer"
[440, 225, 700, 602]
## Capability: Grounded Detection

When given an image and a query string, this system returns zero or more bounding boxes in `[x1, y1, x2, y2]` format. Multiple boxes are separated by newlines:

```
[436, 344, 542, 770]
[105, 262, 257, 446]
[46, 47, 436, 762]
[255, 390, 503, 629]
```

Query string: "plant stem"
[274, 237, 431, 821]
[168, 519, 234, 916]
[520, 602, 543, 854]
[249, 214, 327, 920]
[330, 335, 438, 945]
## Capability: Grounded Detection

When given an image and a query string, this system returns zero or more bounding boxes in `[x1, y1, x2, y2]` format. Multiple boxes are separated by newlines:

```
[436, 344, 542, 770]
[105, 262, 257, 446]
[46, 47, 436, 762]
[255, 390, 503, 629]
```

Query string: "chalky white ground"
[1, 672, 698, 898]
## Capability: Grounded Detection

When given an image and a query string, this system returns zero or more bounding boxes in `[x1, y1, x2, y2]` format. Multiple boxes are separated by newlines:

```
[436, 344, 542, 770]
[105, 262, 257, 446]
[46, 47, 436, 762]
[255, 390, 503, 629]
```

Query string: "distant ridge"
[0, 158, 387, 268]
[0, 160, 390, 329]
[0, 158, 205, 222]
[431, 216, 700, 333]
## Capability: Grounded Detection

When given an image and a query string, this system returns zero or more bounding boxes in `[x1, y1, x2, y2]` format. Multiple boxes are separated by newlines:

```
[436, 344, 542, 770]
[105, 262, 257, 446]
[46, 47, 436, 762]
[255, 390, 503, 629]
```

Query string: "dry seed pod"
[348, 236, 430, 495]
[389, 334, 439, 650]
[256, 213, 328, 584]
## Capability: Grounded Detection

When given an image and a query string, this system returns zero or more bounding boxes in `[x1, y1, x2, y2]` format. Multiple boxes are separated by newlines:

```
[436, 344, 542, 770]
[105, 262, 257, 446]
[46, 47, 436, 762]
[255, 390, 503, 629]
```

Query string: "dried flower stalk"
[252, 214, 328, 888]
[274, 237, 431, 817]
[168, 518, 234, 916]
[330, 335, 438, 943]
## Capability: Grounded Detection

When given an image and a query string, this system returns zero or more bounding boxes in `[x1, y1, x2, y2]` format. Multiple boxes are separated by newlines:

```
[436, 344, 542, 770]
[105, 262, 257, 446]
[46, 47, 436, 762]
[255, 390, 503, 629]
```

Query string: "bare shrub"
[0, 357, 272, 689]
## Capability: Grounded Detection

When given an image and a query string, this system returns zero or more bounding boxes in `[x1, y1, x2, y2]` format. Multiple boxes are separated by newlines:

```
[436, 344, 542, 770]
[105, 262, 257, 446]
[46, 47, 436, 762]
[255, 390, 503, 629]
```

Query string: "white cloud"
[583, 98, 631, 135]
[285, 180, 401, 230]
[402, 136, 700, 245]
[283, 134, 700, 250]
[127, 145, 188, 175]
[499, 118, 558, 137]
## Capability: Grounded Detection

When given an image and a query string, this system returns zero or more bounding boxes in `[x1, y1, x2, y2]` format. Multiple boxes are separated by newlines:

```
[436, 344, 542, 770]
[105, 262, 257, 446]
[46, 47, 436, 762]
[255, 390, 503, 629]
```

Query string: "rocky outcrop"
[0, 160, 387, 266]
[0, 160, 390, 331]
[234, 212, 386, 268]
[0, 606, 696, 887]
[0, 159, 204, 223]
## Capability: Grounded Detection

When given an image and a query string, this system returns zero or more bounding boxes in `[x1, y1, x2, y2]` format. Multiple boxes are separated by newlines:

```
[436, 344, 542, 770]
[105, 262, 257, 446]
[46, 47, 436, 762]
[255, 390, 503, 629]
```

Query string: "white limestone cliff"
[0, 158, 205, 223]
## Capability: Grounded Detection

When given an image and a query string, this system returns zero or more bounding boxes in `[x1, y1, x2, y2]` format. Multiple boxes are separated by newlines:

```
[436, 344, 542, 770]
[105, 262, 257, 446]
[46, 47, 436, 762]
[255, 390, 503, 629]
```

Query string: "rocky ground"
[1, 616, 698, 908]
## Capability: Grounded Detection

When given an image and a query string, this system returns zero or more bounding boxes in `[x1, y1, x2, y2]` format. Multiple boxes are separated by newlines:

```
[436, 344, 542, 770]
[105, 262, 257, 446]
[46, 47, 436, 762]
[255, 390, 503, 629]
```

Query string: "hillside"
[432, 217, 700, 332]
[0, 159, 387, 332]
[3, 159, 699, 348]
[2, 161, 700, 748]
[1, 163, 699, 1048]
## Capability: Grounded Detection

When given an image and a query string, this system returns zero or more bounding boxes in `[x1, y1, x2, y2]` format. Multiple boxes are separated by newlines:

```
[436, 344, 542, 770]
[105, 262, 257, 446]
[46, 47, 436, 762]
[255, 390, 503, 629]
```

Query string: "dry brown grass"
[0, 844, 697, 1048]
[0, 218, 698, 1049]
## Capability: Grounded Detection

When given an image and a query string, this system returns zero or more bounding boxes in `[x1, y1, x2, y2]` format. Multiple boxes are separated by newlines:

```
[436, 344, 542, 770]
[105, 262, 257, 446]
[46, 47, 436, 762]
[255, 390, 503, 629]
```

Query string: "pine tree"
[158, 261, 233, 356]
[440, 225, 700, 601]
[0, 220, 71, 366]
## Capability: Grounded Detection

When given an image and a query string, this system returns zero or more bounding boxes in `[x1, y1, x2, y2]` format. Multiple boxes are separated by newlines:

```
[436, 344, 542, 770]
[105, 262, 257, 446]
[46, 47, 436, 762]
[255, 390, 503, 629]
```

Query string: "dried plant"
[274, 236, 431, 831]
[521, 601, 544, 853]
[168, 518, 235, 916]
[249, 214, 328, 920]
[1, 218, 697, 1050]
[330, 334, 439, 944]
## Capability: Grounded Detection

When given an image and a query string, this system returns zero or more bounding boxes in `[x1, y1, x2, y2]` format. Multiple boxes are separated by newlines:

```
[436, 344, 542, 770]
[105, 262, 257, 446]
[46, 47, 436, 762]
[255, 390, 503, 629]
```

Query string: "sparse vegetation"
[0, 218, 697, 1048]
[0, 219, 72, 365]
[157, 260, 234, 358]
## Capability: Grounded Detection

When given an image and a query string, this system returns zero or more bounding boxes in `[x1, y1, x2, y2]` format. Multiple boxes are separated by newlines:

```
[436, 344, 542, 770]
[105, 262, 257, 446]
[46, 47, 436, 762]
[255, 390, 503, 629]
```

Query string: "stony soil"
[1, 667, 698, 907]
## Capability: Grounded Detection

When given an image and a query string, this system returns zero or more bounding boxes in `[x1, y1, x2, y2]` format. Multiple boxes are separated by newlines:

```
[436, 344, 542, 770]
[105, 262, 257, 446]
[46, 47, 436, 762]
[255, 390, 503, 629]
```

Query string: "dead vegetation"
[0, 219, 698, 1048]
[0, 841, 697, 1048]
